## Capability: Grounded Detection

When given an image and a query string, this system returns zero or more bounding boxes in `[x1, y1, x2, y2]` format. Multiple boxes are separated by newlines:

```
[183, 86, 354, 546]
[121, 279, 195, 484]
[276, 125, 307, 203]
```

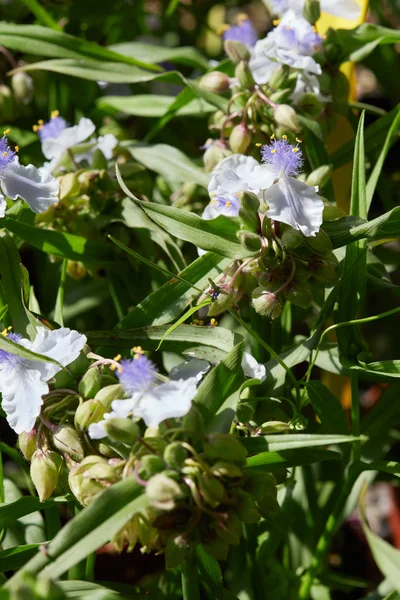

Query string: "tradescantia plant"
[0, 0, 400, 598]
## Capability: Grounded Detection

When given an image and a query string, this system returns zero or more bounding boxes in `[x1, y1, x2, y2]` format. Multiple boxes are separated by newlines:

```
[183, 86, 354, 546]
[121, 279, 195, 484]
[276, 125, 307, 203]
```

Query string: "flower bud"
[298, 93, 323, 118]
[239, 190, 260, 213]
[252, 287, 283, 319]
[257, 491, 280, 515]
[18, 430, 37, 461]
[163, 442, 188, 470]
[104, 417, 139, 445]
[303, 0, 321, 23]
[75, 399, 105, 430]
[274, 104, 300, 133]
[306, 165, 332, 189]
[78, 367, 102, 399]
[229, 123, 252, 154]
[59, 172, 81, 200]
[259, 420, 290, 434]
[234, 489, 260, 523]
[52, 426, 84, 461]
[199, 71, 231, 94]
[68, 349, 90, 377]
[204, 433, 247, 463]
[281, 227, 305, 250]
[11, 71, 34, 105]
[224, 39, 250, 63]
[237, 230, 262, 252]
[198, 473, 227, 507]
[94, 384, 124, 411]
[68, 456, 118, 506]
[208, 286, 240, 317]
[269, 89, 293, 104]
[304, 230, 332, 255]
[146, 473, 185, 511]
[67, 261, 87, 280]
[283, 282, 312, 309]
[203, 143, 232, 172]
[235, 61, 255, 90]
[30, 450, 63, 502]
[312, 261, 337, 283]
[139, 454, 165, 479]
[239, 207, 258, 232]
[268, 65, 290, 90]
[211, 461, 242, 479]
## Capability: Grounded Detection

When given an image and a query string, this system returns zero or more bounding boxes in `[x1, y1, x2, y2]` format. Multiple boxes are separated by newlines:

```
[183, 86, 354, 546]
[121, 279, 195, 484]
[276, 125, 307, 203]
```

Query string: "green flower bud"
[269, 89, 293, 104]
[234, 489, 260, 523]
[78, 367, 102, 399]
[204, 433, 247, 463]
[304, 230, 332, 255]
[252, 287, 284, 320]
[198, 473, 226, 507]
[237, 230, 262, 252]
[211, 461, 242, 479]
[274, 104, 300, 133]
[239, 207, 258, 232]
[243, 471, 277, 502]
[306, 165, 332, 189]
[67, 261, 87, 280]
[229, 123, 252, 154]
[298, 92, 323, 118]
[235, 61, 255, 90]
[104, 417, 139, 445]
[259, 420, 290, 434]
[283, 282, 312, 309]
[165, 535, 190, 569]
[239, 190, 260, 212]
[94, 384, 124, 411]
[68, 456, 118, 506]
[163, 442, 188, 470]
[18, 430, 37, 461]
[52, 369, 74, 390]
[303, 0, 321, 23]
[322, 203, 346, 221]
[11, 71, 34, 105]
[208, 287, 240, 317]
[59, 172, 80, 200]
[281, 226, 305, 250]
[224, 40, 250, 63]
[30, 450, 63, 502]
[75, 399, 105, 430]
[268, 65, 290, 90]
[203, 143, 232, 172]
[146, 473, 185, 511]
[214, 513, 242, 545]
[139, 454, 165, 479]
[52, 426, 84, 461]
[199, 71, 231, 94]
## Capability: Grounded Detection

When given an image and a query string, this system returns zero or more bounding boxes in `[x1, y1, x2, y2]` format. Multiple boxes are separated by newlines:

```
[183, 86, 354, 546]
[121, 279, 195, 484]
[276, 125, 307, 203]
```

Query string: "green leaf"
[2, 217, 114, 266]
[124, 142, 210, 187]
[323, 207, 400, 248]
[244, 448, 341, 470]
[156, 300, 212, 350]
[350, 357, 400, 381]
[97, 95, 215, 118]
[0, 330, 65, 368]
[0, 496, 68, 531]
[244, 433, 361, 453]
[0, 544, 42, 572]
[306, 381, 348, 434]
[196, 545, 224, 599]
[333, 24, 400, 63]
[0, 23, 161, 71]
[109, 41, 210, 70]
[19, 0, 61, 29]
[0, 231, 31, 336]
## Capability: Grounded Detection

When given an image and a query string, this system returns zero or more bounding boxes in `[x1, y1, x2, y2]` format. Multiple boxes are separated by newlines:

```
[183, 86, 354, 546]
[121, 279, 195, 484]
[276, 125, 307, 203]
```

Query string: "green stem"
[351, 373, 361, 462]
[298, 465, 360, 599]
[20, 0, 61, 29]
[181, 553, 201, 600]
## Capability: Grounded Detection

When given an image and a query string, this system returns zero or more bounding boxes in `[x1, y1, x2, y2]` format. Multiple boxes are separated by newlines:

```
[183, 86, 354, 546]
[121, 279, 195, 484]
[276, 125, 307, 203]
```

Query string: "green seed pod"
[204, 433, 247, 463]
[208, 287, 240, 317]
[239, 207, 258, 232]
[211, 461, 243, 479]
[94, 384, 124, 411]
[274, 104, 300, 133]
[68, 456, 113, 507]
[283, 282, 313, 309]
[146, 473, 185, 511]
[224, 39, 250, 63]
[235, 60, 255, 90]
[229, 123, 252, 154]
[303, 0, 321, 23]
[239, 190, 260, 212]
[237, 230, 262, 252]
[306, 165, 332, 189]
[304, 230, 332, 255]
[199, 71, 231, 94]
[252, 287, 284, 320]
[298, 92, 323, 118]
[163, 442, 188, 470]
[18, 430, 37, 461]
[198, 473, 226, 507]
[234, 489, 261, 523]
[281, 227, 305, 250]
[139, 454, 165, 479]
[52, 426, 84, 461]
[75, 398, 106, 430]
[30, 450, 63, 502]
[259, 421, 290, 434]
[104, 418, 139, 445]
[78, 367, 102, 399]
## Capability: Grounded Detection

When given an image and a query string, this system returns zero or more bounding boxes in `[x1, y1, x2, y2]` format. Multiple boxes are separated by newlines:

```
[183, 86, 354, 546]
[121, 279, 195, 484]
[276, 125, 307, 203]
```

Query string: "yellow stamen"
[270, 134, 275, 140]
[3, 152, 7, 157]
[1, 328, 8, 336]
[7, 326, 12, 331]
[132, 345, 144, 354]
[110, 364, 117, 371]
[118, 366, 123, 373]
[210, 318, 218, 327]
[51, 110, 59, 118]
[272, 19, 280, 26]
[113, 354, 121, 362]
[211, 199, 217, 204]
[282, 135, 287, 140]
[292, 148, 300, 153]
[255, 142, 262, 147]
[15, 146, 19, 152]
[32, 125, 39, 132]
[225, 200, 231, 208]
[217, 24, 230, 35]
[38, 119, 44, 126]
[3, 128, 10, 135]
[285, 26, 291, 31]
[271, 149, 277, 154]
[236, 13, 248, 23]
[295, 137, 302, 143]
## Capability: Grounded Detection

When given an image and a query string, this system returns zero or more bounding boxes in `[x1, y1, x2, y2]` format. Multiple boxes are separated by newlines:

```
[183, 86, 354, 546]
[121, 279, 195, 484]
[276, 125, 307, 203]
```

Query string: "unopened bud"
[67, 260, 87, 280]
[237, 230, 262, 252]
[68, 456, 118, 506]
[281, 226, 305, 250]
[75, 399, 105, 430]
[18, 430, 37, 461]
[53, 426, 84, 461]
[139, 454, 165, 479]
[259, 420, 290, 434]
[268, 65, 290, 90]
[306, 165, 332, 188]
[274, 104, 300, 133]
[94, 383, 124, 411]
[211, 461, 242, 478]
[78, 367, 102, 399]
[229, 123, 252, 154]
[208, 286, 240, 317]
[239, 207, 258, 232]
[312, 261, 337, 283]
[198, 473, 226, 507]
[224, 39, 250, 63]
[204, 433, 247, 463]
[298, 93, 323, 117]
[235, 61, 255, 90]
[104, 417, 139, 445]
[239, 190, 260, 212]
[203, 143, 232, 172]
[283, 282, 312, 309]
[199, 71, 231, 94]
[252, 287, 283, 319]
[163, 442, 188, 470]
[11, 71, 34, 105]
[304, 229, 332, 255]
[59, 172, 80, 200]
[146, 473, 185, 511]
[303, 0, 321, 23]
[30, 450, 62, 502]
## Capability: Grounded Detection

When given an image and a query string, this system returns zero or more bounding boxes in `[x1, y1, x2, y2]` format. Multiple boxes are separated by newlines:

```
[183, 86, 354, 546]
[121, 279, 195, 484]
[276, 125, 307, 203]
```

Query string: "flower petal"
[0, 192, 6, 218]
[96, 134, 118, 159]
[242, 352, 266, 382]
[209, 154, 260, 197]
[0, 161, 59, 214]
[88, 421, 107, 440]
[25, 327, 87, 381]
[170, 359, 210, 382]
[0, 365, 48, 433]
[132, 378, 198, 427]
[42, 118, 96, 160]
[320, 0, 361, 20]
[265, 177, 324, 237]
[244, 164, 275, 191]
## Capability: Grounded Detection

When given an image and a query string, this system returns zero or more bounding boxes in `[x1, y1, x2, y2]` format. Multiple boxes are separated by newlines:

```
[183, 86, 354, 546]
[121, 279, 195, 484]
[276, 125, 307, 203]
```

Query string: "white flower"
[242, 352, 266, 381]
[41, 117, 96, 161]
[0, 160, 60, 214]
[170, 358, 210, 382]
[268, 0, 361, 20]
[290, 72, 331, 104]
[0, 327, 87, 434]
[75, 133, 118, 163]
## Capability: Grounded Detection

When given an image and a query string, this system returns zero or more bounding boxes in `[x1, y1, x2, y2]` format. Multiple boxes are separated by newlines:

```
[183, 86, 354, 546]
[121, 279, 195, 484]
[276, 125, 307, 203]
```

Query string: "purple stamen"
[0, 136, 16, 171]
[260, 138, 303, 177]
[116, 354, 158, 396]
[38, 116, 68, 142]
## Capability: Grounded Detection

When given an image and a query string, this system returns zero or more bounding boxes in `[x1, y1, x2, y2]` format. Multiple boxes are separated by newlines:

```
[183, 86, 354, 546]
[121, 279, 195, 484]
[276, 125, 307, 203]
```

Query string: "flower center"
[117, 353, 158, 396]
[260, 137, 303, 178]
[0, 135, 16, 172]
[0, 332, 23, 369]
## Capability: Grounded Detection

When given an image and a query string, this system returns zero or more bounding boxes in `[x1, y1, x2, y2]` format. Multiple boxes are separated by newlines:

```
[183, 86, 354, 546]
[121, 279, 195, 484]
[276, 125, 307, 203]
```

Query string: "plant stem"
[351, 373, 361, 462]
[181, 552, 201, 600]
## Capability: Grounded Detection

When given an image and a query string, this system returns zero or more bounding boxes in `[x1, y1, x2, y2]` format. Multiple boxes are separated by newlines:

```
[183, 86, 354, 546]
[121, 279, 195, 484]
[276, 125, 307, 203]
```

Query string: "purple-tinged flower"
[0, 333, 23, 368]
[117, 354, 157, 396]
[267, 0, 361, 20]
[222, 15, 258, 49]
[37, 115, 68, 142]
[261, 137, 303, 177]
[0, 135, 16, 170]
